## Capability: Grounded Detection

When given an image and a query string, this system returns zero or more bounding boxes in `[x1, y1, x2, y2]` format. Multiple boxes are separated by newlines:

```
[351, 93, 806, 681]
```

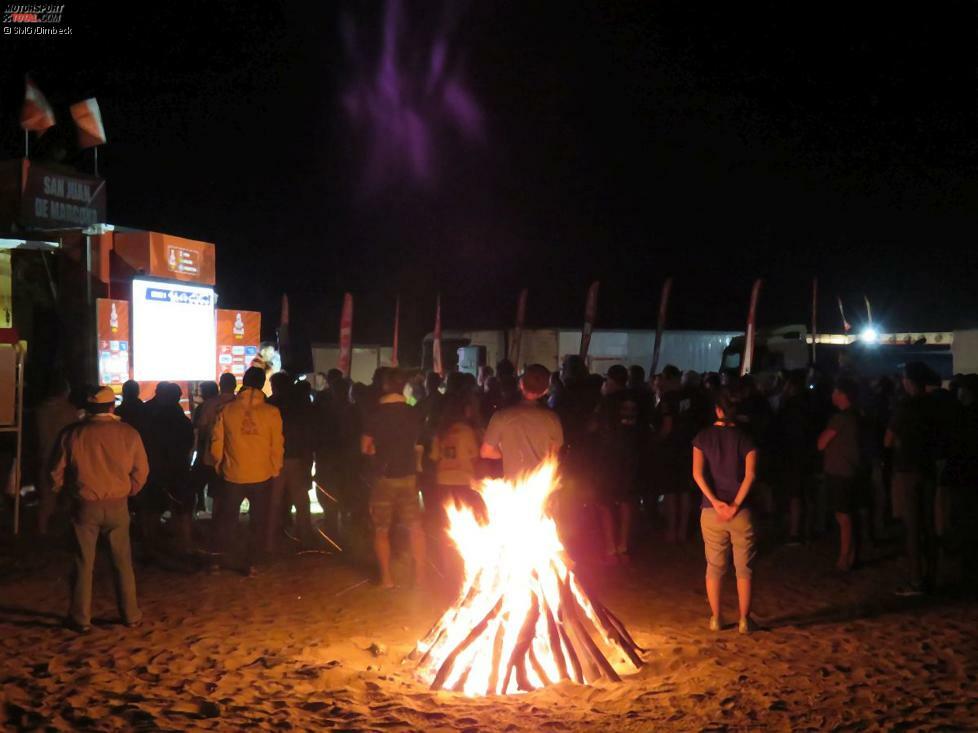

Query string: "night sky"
[3, 1, 976, 358]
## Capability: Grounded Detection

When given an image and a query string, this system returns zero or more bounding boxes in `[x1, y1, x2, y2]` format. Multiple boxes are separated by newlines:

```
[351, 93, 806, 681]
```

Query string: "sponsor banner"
[433, 294, 443, 375]
[96, 298, 130, 385]
[216, 309, 260, 379]
[338, 293, 353, 377]
[579, 281, 599, 359]
[741, 279, 763, 376]
[20, 160, 106, 228]
[650, 277, 672, 376]
[509, 288, 527, 367]
[391, 296, 400, 368]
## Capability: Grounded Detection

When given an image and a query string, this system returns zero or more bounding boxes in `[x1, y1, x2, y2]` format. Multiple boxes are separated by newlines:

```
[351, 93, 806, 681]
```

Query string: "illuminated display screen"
[132, 278, 216, 381]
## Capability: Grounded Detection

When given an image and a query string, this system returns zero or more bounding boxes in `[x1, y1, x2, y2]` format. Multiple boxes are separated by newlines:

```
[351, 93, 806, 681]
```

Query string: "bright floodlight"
[860, 327, 879, 344]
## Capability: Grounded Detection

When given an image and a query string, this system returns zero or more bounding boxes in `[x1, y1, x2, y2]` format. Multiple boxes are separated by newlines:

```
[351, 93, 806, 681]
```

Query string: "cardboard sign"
[96, 298, 131, 385]
[216, 309, 261, 379]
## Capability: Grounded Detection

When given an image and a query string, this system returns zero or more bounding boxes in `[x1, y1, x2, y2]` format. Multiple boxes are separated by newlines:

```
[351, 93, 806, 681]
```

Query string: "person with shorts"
[692, 391, 759, 634]
[818, 377, 864, 571]
[361, 369, 425, 589]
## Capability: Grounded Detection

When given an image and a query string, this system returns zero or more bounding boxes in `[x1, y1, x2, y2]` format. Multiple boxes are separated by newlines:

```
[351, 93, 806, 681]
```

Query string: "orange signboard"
[216, 309, 261, 380]
[114, 231, 216, 285]
[96, 298, 131, 385]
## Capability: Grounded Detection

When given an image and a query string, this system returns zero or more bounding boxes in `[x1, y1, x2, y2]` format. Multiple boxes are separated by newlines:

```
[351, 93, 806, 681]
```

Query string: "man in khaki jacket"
[210, 366, 284, 575]
[51, 387, 148, 632]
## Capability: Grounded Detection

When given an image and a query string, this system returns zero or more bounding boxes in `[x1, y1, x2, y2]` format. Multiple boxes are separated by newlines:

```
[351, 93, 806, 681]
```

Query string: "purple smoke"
[341, 0, 484, 194]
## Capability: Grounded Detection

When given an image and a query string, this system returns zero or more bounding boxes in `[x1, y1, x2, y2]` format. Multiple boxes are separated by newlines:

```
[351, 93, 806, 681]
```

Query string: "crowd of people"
[33, 350, 978, 634]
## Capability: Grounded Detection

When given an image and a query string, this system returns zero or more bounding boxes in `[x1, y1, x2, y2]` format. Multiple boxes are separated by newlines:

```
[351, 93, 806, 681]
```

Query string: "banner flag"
[810, 277, 818, 364]
[390, 296, 400, 368]
[338, 293, 353, 377]
[650, 277, 672, 376]
[70, 97, 107, 148]
[740, 278, 763, 376]
[579, 281, 599, 359]
[21, 76, 55, 135]
[509, 288, 528, 367]
[837, 296, 852, 334]
[433, 294, 443, 375]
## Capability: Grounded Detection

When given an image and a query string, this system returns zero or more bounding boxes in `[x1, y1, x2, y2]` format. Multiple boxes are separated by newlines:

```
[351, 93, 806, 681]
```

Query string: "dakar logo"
[3, 3, 64, 23]
[241, 410, 259, 436]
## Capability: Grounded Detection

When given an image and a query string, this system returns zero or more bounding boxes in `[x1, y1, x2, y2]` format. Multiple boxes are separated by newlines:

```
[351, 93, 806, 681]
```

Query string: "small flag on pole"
[433, 295, 443, 376]
[650, 277, 672, 376]
[338, 293, 354, 377]
[21, 76, 56, 135]
[391, 296, 400, 368]
[509, 288, 528, 367]
[740, 279, 763, 377]
[579, 281, 599, 359]
[70, 98, 107, 148]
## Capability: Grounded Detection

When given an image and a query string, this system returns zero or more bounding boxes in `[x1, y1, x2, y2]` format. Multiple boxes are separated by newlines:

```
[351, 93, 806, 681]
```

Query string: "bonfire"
[412, 459, 643, 696]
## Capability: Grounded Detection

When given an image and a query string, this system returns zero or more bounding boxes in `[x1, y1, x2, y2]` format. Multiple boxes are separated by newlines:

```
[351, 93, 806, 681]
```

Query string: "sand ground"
[1, 521, 977, 732]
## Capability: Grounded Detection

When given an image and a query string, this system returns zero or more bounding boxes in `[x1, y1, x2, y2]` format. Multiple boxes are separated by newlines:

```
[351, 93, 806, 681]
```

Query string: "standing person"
[361, 369, 426, 589]
[142, 383, 194, 556]
[776, 371, 816, 545]
[265, 371, 293, 552]
[655, 364, 691, 543]
[50, 387, 148, 632]
[115, 380, 146, 433]
[34, 378, 82, 535]
[818, 377, 865, 571]
[280, 379, 318, 548]
[193, 373, 237, 514]
[210, 366, 284, 576]
[481, 364, 564, 480]
[428, 393, 484, 577]
[592, 365, 645, 564]
[885, 362, 935, 596]
[692, 392, 759, 634]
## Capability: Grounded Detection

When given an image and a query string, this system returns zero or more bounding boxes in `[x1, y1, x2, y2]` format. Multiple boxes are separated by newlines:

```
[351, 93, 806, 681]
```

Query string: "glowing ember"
[412, 459, 643, 695]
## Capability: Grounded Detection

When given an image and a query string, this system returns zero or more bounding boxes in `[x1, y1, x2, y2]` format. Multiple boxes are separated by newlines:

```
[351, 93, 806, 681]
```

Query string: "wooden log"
[555, 608, 585, 684]
[430, 595, 504, 691]
[527, 645, 552, 688]
[485, 614, 508, 695]
[541, 599, 570, 681]
[559, 577, 621, 683]
[587, 599, 644, 668]
[600, 604, 644, 653]
[501, 594, 540, 694]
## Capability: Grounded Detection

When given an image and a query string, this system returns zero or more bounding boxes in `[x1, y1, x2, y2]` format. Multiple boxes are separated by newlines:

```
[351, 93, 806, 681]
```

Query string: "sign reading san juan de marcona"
[20, 162, 106, 228]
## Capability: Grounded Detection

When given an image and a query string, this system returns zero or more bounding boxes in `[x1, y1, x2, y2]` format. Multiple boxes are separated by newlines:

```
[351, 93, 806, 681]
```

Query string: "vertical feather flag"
[837, 296, 852, 334]
[391, 296, 400, 368]
[579, 281, 599, 359]
[433, 295, 443, 376]
[810, 277, 818, 365]
[740, 279, 763, 377]
[509, 288, 528, 368]
[650, 277, 672, 376]
[338, 293, 354, 377]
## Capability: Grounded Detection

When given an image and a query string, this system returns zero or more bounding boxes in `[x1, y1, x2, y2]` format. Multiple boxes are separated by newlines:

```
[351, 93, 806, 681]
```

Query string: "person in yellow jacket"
[210, 366, 284, 576]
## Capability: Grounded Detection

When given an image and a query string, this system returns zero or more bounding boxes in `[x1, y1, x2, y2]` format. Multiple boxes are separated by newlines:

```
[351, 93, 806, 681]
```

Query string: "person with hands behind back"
[692, 391, 759, 635]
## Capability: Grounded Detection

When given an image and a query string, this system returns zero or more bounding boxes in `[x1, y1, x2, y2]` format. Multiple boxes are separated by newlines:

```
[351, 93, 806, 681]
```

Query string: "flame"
[414, 458, 642, 696]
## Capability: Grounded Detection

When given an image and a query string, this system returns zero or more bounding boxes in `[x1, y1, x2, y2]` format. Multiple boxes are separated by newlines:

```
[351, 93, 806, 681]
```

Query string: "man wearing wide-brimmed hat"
[51, 386, 149, 632]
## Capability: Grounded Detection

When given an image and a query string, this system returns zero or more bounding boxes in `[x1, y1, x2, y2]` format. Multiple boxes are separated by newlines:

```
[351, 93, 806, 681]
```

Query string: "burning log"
[413, 459, 644, 696]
